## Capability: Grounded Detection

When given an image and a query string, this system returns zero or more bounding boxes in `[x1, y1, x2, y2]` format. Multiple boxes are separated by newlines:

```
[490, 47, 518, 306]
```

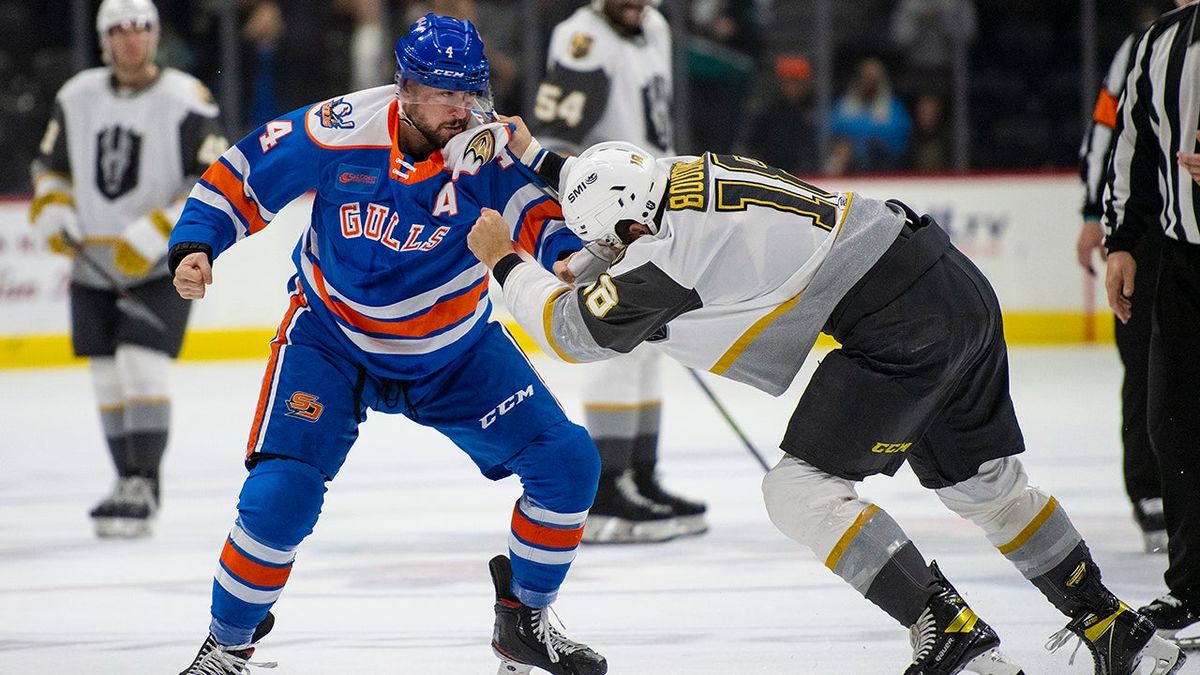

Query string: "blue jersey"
[171, 85, 577, 378]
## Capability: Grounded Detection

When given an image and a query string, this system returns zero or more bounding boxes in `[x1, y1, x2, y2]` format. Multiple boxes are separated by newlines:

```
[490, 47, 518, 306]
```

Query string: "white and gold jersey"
[533, 5, 673, 155]
[31, 67, 224, 285]
[502, 153, 905, 396]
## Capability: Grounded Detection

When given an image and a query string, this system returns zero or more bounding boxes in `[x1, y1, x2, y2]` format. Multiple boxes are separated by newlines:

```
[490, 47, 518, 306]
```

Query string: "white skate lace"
[532, 606, 582, 664]
[1044, 626, 1084, 666]
[909, 607, 936, 662]
[191, 645, 278, 675]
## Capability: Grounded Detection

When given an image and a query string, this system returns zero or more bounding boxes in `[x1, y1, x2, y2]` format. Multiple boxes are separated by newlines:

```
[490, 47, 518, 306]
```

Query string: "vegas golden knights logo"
[569, 33, 593, 59]
[96, 125, 141, 200]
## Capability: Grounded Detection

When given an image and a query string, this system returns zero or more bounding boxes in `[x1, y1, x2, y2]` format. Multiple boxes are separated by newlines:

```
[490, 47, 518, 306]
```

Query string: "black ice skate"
[89, 475, 158, 538]
[489, 555, 607, 675]
[905, 563, 1024, 675]
[632, 465, 708, 538]
[179, 611, 276, 675]
[581, 471, 676, 544]
[1133, 498, 1168, 554]
[1045, 562, 1185, 674]
[1140, 594, 1200, 650]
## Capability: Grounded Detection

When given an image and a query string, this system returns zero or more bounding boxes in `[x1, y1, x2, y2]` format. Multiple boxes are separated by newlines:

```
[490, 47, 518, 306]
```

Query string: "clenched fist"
[468, 208, 515, 268]
[173, 251, 213, 300]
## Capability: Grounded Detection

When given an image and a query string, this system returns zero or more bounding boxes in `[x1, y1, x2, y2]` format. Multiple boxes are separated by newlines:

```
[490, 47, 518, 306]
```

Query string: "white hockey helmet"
[561, 141, 668, 246]
[96, 0, 160, 64]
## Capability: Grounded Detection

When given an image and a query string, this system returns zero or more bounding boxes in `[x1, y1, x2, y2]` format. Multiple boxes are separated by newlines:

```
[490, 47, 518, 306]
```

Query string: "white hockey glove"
[565, 241, 621, 286]
[114, 209, 173, 278]
[29, 194, 82, 256]
[442, 122, 512, 180]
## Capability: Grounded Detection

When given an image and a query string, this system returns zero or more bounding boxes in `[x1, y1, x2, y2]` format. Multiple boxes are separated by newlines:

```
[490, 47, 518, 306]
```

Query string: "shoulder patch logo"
[317, 97, 356, 129]
[467, 128, 496, 166]
[570, 33, 593, 59]
[195, 82, 215, 105]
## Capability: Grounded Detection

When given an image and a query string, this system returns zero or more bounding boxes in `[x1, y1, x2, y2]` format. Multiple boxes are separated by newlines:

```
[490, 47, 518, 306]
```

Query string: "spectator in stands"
[747, 54, 819, 176]
[888, 0, 977, 98]
[827, 57, 912, 174]
[687, 0, 766, 153]
[902, 93, 950, 173]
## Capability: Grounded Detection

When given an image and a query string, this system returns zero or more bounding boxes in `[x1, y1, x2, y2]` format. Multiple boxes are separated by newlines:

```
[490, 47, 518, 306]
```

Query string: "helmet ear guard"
[560, 141, 667, 246]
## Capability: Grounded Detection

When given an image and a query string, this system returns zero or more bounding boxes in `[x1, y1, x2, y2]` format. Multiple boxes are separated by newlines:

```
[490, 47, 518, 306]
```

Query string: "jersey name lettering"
[666, 156, 708, 212]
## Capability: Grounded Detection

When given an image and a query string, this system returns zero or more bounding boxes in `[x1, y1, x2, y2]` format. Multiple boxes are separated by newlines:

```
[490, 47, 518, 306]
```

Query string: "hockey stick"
[686, 368, 772, 472]
[64, 239, 169, 332]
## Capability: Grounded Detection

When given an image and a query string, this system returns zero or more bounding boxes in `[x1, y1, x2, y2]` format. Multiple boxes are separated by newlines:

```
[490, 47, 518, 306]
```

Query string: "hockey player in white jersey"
[29, 0, 226, 538]
[532, 0, 706, 544]
[467, 135, 1187, 674]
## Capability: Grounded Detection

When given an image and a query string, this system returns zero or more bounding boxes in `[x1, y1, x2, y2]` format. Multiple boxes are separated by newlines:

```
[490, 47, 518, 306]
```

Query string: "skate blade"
[1139, 634, 1187, 674]
[1174, 635, 1200, 652]
[493, 647, 534, 674]
[669, 514, 709, 538]
[93, 516, 154, 538]
[581, 515, 677, 544]
[1143, 530, 1168, 554]
[965, 647, 1025, 675]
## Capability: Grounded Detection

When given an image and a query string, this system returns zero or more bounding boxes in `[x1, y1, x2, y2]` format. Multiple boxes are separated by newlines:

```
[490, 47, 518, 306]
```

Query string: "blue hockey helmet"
[395, 13, 491, 93]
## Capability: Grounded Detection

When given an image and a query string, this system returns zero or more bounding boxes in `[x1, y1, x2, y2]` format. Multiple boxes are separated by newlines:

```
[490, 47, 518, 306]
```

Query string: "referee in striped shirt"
[1105, 0, 1200, 642]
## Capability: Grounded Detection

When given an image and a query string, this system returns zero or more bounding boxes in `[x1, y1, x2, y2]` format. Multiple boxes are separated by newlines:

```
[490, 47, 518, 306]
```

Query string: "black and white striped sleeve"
[1105, 4, 1200, 252]
[1080, 33, 1135, 220]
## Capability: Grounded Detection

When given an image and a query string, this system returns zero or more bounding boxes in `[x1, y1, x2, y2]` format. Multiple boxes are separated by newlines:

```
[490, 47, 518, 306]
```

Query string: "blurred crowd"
[0, 0, 1176, 194]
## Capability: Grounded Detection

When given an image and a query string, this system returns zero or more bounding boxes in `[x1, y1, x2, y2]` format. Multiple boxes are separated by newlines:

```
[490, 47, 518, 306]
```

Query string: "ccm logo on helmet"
[566, 172, 599, 203]
[480, 385, 534, 429]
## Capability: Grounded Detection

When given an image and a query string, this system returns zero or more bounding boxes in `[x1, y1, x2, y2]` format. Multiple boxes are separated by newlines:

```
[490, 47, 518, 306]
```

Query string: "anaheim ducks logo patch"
[570, 33, 593, 59]
[467, 128, 496, 166]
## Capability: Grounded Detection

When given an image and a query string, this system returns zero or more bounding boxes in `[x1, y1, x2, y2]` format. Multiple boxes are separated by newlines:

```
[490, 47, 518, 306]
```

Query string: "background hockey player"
[467, 137, 1186, 675]
[531, 0, 706, 544]
[29, 0, 225, 539]
[170, 14, 605, 675]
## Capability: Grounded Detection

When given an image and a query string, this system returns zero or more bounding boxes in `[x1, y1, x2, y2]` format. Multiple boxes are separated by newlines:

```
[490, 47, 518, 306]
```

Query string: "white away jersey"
[502, 153, 905, 395]
[32, 67, 223, 284]
[533, 5, 673, 154]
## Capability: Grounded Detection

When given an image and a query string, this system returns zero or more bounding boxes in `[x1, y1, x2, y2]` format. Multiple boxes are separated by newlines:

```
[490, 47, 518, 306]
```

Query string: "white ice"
[0, 345, 1191, 674]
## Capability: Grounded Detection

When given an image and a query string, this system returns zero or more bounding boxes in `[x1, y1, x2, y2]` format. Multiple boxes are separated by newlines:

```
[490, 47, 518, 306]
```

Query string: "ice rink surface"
[2, 344, 1195, 674]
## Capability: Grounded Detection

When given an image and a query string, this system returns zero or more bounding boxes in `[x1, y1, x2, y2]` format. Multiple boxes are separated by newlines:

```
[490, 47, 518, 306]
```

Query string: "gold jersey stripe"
[543, 286, 579, 364]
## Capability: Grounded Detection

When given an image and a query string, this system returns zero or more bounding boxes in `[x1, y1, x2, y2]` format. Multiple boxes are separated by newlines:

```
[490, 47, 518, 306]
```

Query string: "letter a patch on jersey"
[285, 392, 324, 422]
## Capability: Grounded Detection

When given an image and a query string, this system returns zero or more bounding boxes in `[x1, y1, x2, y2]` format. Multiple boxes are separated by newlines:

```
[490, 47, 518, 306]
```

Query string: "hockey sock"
[863, 541, 941, 626]
[1029, 542, 1112, 617]
[115, 344, 170, 486]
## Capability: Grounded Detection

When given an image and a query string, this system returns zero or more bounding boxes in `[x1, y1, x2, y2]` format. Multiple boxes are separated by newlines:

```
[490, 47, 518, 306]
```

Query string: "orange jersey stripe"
[310, 263, 488, 338]
[1093, 89, 1119, 129]
[220, 538, 293, 588]
[516, 199, 564, 256]
[246, 290, 307, 457]
[201, 161, 271, 234]
[511, 504, 585, 550]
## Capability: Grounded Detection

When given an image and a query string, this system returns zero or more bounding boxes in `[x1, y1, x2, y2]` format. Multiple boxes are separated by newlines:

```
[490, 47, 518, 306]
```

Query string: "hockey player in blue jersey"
[171, 14, 606, 675]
